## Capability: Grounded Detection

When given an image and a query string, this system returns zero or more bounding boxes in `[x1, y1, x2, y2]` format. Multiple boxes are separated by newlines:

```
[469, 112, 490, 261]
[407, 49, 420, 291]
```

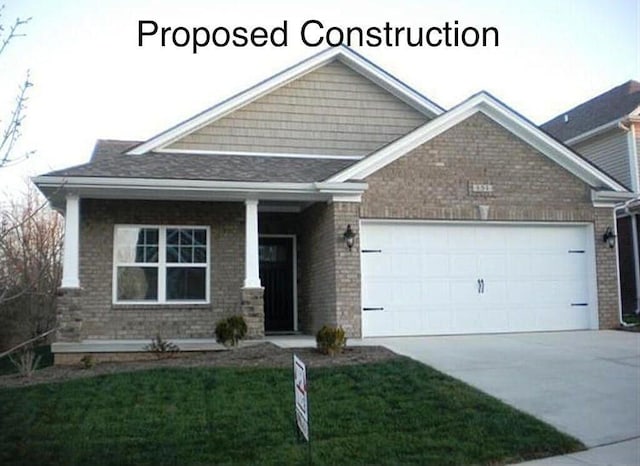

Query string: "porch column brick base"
[56, 287, 83, 343]
[241, 287, 265, 339]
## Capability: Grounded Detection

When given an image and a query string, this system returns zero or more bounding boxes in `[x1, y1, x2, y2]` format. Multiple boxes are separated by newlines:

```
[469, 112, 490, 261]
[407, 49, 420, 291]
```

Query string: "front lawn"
[0, 358, 583, 465]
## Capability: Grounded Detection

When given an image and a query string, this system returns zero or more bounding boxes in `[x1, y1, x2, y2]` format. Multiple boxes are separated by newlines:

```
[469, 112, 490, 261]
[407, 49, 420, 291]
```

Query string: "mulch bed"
[0, 343, 400, 389]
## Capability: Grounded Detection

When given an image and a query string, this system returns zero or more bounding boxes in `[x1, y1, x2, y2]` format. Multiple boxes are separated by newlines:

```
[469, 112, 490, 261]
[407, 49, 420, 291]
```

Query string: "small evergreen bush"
[215, 316, 248, 347]
[316, 325, 347, 356]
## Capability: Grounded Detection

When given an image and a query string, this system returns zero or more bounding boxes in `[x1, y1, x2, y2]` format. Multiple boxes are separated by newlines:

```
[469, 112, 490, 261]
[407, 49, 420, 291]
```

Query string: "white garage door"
[361, 222, 596, 337]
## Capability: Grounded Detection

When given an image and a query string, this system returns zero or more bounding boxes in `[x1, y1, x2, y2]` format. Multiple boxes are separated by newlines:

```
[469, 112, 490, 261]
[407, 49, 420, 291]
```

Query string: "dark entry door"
[259, 237, 294, 332]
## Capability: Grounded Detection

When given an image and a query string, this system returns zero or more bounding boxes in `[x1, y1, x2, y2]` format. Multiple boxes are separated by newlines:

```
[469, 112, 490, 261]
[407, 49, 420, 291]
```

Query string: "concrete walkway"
[269, 330, 640, 464]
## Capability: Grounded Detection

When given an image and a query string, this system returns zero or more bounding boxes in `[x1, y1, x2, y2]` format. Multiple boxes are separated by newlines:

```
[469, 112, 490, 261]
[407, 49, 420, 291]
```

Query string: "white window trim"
[112, 224, 211, 305]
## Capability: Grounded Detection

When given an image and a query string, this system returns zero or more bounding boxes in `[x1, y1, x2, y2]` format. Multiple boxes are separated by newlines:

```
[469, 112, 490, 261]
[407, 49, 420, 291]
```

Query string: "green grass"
[0, 345, 53, 376]
[0, 359, 583, 465]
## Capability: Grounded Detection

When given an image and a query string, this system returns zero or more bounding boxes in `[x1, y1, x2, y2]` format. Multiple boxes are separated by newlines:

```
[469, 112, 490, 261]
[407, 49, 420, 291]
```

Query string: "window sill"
[112, 303, 211, 311]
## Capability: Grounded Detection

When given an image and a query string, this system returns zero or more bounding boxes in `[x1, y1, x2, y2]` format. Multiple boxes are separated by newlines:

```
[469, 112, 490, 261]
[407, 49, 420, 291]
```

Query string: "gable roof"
[127, 45, 444, 155]
[328, 91, 629, 192]
[541, 80, 640, 142]
[48, 140, 356, 183]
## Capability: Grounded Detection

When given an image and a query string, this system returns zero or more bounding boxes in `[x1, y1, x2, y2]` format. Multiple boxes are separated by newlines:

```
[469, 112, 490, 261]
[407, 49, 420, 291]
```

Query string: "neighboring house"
[34, 47, 632, 363]
[541, 81, 640, 317]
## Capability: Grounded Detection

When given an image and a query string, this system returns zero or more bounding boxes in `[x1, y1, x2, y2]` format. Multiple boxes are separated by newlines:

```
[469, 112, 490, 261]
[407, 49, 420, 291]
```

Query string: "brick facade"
[355, 113, 620, 331]
[56, 112, 621, 351]
[67, 199, 245, 341]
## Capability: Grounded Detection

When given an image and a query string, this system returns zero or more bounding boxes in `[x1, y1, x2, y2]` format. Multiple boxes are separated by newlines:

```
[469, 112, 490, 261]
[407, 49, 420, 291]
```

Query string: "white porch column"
[61, 194, 80, 288]
[244, 199, 261, 288]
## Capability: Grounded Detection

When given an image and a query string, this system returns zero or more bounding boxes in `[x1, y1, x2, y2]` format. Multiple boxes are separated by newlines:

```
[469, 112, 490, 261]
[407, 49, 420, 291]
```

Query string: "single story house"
[34, 46, 632, 363]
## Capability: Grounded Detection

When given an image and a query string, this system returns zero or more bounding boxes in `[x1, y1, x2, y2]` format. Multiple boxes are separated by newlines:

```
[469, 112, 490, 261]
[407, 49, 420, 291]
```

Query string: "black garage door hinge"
[363, 307, 384, 311]
[361, 249, 382, 253]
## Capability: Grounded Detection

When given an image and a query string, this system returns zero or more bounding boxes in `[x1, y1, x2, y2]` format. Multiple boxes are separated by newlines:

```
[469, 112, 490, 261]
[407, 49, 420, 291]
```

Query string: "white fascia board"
[155, 148, 364, 160]
[334, 48, 443, 117]
[329, 92, 628, 193]
[33, 176, 367, 202]
[326, 97, 483, 182]
[563, 118, 624, 145]
[128, 46, 442, 155]
[477, 99, 628, 191]
[591, 190, 636, 205]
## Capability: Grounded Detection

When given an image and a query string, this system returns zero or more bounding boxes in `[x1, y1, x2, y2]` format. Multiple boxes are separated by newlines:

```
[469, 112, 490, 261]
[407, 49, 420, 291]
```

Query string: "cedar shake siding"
[166, 61, 429, 156]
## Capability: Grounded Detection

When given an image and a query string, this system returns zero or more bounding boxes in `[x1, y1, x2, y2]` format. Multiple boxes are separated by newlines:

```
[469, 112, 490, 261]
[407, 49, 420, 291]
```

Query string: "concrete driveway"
[366, 330, 640, 449]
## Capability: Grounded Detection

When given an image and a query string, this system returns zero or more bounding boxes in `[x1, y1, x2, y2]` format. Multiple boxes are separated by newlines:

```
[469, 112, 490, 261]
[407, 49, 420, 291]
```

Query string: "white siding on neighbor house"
[166, 61, 429, 156]
[573, 129, 632, 189]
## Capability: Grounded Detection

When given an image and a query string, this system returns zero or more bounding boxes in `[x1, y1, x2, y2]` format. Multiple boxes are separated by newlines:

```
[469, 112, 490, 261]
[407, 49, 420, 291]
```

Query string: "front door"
[259, 236, 294, 332]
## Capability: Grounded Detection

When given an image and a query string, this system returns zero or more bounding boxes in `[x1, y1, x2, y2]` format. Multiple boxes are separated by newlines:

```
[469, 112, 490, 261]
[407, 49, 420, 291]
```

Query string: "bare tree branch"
[0, 4, 33, 169]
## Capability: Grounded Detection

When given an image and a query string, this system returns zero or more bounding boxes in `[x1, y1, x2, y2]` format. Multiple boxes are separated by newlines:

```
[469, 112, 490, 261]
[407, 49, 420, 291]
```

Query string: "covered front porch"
[34, 176, 366, 362]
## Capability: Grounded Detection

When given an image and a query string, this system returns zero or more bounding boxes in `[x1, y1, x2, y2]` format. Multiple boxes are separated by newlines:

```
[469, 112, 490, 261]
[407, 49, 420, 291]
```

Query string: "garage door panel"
[450, 279, 480, 304]
[507, 254, 534, 277]
[362, 222, 594, 337]
[424, 309, 453, 334]
[422, 279, 452, 307]
[391, 280, 422, 305]
[362, 252, 391, 276]
[450, 254, 477, 277]
[422, 254, 450, 277]
[447, 227, 478, 250]
[391, 253, 421, 277]
[478, 254, 507, 278]
[362, 278, 388, 308]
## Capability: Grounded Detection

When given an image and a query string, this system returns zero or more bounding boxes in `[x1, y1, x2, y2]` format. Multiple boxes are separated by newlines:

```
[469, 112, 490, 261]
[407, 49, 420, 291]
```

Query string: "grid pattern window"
[114, 226, 209, 303]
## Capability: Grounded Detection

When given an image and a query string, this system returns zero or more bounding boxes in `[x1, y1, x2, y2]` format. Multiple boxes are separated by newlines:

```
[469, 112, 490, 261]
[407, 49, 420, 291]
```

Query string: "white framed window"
[113, 225, 210, 304]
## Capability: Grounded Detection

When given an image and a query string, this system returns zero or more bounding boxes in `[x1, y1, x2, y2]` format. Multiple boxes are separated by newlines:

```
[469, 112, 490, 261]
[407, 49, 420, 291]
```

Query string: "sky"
[0, 0, 638, 198]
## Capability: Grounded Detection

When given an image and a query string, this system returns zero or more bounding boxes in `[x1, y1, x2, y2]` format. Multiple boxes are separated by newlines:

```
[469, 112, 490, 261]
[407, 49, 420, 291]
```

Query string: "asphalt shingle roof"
[44, 140, 358, 183]
[541, 80, 640, 141]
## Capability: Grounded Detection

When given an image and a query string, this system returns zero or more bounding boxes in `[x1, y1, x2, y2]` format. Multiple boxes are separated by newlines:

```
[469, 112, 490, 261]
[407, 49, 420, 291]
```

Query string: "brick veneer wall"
[355, 112, 620, 330]
[67, 199, 245, 340]
[298, 203, 337, 334]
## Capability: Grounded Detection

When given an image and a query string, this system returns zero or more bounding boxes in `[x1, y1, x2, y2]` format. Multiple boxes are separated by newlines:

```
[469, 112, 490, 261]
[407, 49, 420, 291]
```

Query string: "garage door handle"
[477, 279, 485, 294]
[363, 307, 384, 311]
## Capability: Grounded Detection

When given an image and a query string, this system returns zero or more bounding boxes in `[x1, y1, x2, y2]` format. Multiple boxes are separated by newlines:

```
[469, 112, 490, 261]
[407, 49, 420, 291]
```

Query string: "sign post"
[293, 354, 311, 463]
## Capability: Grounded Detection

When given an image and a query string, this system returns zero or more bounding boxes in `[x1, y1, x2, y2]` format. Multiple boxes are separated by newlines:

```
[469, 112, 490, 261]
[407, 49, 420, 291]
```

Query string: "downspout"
[615, 198, 640, 326]
[617, 121, 640, 325]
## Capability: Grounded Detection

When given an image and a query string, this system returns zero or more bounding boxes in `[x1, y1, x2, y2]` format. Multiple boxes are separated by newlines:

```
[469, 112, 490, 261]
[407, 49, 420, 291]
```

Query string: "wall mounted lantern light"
[343, 224, 356, 250]
[603, 226, 616, 248]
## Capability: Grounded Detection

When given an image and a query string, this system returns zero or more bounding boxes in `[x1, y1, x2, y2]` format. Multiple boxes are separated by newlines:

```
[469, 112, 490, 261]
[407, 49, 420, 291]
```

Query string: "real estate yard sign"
[293, 354, 309, 441]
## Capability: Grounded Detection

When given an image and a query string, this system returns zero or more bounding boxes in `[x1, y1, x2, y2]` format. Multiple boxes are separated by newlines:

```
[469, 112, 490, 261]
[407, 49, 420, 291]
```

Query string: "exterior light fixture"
[343, 224, 356, 250]
[603, 226, 616, 248]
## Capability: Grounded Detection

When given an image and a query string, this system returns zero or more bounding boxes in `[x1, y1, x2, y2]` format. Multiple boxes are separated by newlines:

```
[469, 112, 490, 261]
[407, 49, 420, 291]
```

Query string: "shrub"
[9, 349, 41, 377]
[80, 354, 95, 369]
[215, 316, 248, 347]
[316, 325, 347, 356]
[144, 334, 180, 358]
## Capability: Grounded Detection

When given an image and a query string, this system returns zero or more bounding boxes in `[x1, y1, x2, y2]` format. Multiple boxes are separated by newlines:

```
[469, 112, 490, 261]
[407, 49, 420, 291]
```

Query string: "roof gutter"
[564, 117, 628, 145]
[32, 175, 368, 206]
